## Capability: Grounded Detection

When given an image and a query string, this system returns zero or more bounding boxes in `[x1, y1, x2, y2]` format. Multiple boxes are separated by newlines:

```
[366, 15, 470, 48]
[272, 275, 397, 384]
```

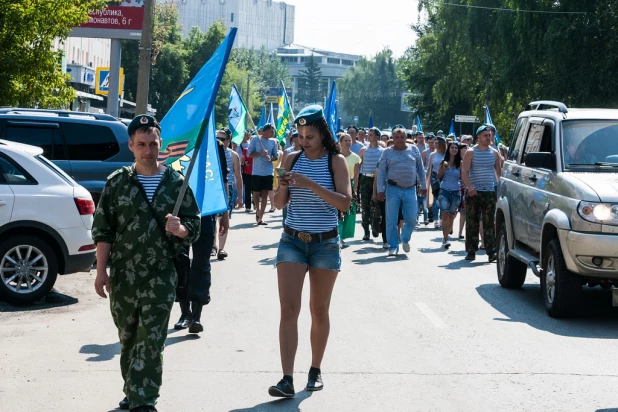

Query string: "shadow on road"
[233, 223, 260, 230]
[229, 390, 312, 412]
[476, 283, 618, 338]
[352, 246, 385, 255]
[253, 242, 280, 251]
[0, 289, 79, 312]
[79, 334, 199, 362]
[258, 256, 277, 267]
[596, 409, 618, 412]
[351, 254, 408, 265]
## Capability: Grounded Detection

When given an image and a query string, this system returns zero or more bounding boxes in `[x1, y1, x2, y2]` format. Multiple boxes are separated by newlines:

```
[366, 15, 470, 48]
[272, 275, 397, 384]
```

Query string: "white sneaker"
[382, 242, 389, 249]
[402, 243, 410, 253]
[388, 249, 397, 256]
[437, 219, 442, 229]
[443, 240, 451, 249]
[434, 221, 439, 229]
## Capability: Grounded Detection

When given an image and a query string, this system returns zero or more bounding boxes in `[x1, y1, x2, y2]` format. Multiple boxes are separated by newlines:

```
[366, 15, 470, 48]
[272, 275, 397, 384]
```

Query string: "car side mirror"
[525, 152, 556, 170]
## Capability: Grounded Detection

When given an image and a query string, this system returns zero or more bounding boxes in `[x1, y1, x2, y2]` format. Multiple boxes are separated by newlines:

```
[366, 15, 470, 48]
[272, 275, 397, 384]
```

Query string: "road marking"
[415, 302, 447, 329]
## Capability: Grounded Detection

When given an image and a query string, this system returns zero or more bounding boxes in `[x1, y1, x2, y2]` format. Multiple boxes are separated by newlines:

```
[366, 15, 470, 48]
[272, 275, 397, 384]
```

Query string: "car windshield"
[562, 120, 618, 168]
[35, 155, 76, 186]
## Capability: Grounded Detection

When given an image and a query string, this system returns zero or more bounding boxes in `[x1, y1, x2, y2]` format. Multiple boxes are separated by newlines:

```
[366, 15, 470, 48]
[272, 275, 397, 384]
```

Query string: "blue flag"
[324, 80, 338, 140]
[267, 103, 275, 126]
[173, 109, 228, 216]
[415, 114, 423, 132]
[369, 114, 374, 128]
[449, 118, 456, 136]
[485, 105, 501, 145]
[159, 28, 237, 164]
[257, 106, 266, 129]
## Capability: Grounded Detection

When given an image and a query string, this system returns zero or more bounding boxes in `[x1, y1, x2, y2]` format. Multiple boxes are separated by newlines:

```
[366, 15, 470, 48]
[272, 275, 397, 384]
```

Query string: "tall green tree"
[0, 0, 106, 107]
[298, 54, 324, 105]
[339, 48, 403, 128]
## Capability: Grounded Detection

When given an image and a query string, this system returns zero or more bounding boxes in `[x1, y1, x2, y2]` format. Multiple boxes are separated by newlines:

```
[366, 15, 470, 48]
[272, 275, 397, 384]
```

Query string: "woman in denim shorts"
[437, 141, 462, 249]
[268, 105, 352, 398]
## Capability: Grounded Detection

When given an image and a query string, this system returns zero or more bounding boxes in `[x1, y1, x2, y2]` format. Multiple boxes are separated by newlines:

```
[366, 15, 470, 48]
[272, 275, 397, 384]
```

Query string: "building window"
[231, 12, 234, 22]
[342, 59, 353, 66]
[280, 56, 297, 64]
[327, 57, 340, 65]
[278, 49, 302, 54]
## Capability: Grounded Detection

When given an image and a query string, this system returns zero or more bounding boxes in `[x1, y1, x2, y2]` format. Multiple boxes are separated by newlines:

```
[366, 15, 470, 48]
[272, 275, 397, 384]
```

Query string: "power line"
[427, 1, 588, 14]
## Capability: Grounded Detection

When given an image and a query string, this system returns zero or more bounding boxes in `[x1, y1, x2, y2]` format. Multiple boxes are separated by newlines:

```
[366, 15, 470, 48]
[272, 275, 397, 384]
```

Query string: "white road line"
[415, 302, 448, 329]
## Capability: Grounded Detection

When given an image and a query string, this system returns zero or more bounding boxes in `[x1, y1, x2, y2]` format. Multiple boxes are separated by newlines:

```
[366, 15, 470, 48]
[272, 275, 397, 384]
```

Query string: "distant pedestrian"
[270, 105, 351, 398]
[237, 130, 254, 212]
[338, 133, 361, 247]
[248, 123, 279, 225]
[461, 125, 502, 262]
[376, 126, 427, 256]
[92, 115, 201, 412]
[358, 127, 385, 243]
[426, 136, 447, 229]
[436, 142, 462, 249]
[349, 125, 364, 154]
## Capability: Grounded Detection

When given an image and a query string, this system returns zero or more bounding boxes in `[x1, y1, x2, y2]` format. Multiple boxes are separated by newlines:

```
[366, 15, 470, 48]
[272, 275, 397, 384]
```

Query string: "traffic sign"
[95, 67, 124, 96]
[455, 115, 479, 123]
[353, 116, 359, 123]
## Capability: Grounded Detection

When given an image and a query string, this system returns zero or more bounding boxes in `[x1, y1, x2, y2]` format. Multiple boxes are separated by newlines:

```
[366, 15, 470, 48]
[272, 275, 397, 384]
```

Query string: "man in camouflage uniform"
[93, 115, 200, 412]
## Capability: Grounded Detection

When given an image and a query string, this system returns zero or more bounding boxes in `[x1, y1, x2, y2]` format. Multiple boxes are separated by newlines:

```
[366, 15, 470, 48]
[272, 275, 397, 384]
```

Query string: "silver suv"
[496, 101, 618, 317]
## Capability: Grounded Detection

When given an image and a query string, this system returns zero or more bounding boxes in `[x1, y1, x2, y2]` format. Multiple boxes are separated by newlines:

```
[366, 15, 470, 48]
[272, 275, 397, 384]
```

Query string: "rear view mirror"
[525, 152, 556, 170]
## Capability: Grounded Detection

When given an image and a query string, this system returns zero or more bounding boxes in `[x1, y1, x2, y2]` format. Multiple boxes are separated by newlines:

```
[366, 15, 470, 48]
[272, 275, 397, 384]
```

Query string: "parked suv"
[496, 100, 618, 317]
[0, 108, 133, 204]
[0, 140, 96, 304]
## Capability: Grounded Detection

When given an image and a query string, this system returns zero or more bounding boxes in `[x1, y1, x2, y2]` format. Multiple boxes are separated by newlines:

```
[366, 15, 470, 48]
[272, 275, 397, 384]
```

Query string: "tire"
[541, 239, 582, 318]
[496, 222, 527, 288]
[0, 235, 59, 305]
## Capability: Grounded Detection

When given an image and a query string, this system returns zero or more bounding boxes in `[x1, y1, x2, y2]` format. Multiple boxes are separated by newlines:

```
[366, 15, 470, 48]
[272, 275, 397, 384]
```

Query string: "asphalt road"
[2, 209, 618, 412]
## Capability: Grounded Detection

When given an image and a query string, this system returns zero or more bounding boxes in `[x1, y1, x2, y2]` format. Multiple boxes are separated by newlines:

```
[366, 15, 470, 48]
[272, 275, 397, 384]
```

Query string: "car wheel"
[496, 222, 527, 288]
[541, 239, 582, 318]
[0, 235, 58, 305]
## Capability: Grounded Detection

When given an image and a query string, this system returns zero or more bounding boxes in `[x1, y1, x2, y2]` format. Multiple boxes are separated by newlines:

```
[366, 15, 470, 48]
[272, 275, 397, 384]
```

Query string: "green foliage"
[149, 43, 188, 120]
[297, 54, 324, 105]
[0, 0, 106, 107]
[399, 0, 618, 142]
[339, 48, 403, 129]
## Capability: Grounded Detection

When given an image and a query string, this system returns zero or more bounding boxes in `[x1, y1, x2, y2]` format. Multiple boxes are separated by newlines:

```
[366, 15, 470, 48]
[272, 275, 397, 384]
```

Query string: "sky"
[291, 0, 421, 58]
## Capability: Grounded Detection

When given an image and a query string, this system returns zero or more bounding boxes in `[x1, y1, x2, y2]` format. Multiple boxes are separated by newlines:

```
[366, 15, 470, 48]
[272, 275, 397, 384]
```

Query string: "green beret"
[295, 105, 324, 126]
[127, 114, 161, 137]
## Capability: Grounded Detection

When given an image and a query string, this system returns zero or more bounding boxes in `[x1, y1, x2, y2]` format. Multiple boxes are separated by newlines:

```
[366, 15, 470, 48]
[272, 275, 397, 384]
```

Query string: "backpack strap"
[290, 150, 336, 191]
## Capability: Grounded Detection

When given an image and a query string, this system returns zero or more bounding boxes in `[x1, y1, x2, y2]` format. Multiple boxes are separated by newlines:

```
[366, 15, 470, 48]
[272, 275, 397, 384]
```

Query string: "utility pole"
[135, 0, 155, 115]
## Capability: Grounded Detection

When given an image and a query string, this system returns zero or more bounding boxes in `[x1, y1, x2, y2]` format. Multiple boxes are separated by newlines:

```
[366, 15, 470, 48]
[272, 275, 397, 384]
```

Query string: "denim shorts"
[438, 189, 461, 215]
[276, 232, 341, 271]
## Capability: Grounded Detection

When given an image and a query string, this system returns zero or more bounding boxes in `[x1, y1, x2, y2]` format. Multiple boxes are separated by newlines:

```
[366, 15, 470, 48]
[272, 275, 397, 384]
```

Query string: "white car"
[0, 139, 96, 304]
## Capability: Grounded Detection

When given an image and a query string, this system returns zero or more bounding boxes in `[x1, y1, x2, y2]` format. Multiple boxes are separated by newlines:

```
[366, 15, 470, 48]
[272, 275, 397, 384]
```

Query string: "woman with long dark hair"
[436, 141, 462, 249]
[270, 105, 352, 398]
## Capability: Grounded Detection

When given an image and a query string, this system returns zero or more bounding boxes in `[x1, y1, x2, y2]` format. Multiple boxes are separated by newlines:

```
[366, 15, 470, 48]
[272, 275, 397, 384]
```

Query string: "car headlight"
[578, 201, 618, 224]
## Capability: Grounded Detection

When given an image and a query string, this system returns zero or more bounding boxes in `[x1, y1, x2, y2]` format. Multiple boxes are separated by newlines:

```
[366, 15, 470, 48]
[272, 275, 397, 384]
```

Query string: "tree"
[298, 54, 324, 105]
[0, 0, 106, 107]
[338, 49, 403, 128]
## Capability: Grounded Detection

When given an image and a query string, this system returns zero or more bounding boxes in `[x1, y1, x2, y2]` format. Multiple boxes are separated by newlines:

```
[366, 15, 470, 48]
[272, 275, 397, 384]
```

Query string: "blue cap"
[476, 124, 493, 136]
[295, 105, 325, 126]
[391, 124, 405, 132]
[127, 114, 160, 137]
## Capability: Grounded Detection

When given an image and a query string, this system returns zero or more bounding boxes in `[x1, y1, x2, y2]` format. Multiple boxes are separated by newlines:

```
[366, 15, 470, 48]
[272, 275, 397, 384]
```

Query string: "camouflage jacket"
[92, 165, 201, 272]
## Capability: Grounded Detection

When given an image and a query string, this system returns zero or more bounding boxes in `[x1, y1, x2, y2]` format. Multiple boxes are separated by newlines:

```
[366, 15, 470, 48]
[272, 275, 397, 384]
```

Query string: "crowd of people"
[91, 107, 505, 411]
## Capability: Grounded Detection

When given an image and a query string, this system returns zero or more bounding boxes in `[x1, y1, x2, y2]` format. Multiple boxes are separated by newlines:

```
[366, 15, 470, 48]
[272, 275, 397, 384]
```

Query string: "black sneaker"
[306, 368, 323, 391]
[362, 234, 370, 241]
[119, 397, 129, 410]
[465, 252, 476, 261]
[488, 251, 497, 262]
[188, 320, 203, 334]
[268, 378, 295, 398]
[173, 315, 191, 330]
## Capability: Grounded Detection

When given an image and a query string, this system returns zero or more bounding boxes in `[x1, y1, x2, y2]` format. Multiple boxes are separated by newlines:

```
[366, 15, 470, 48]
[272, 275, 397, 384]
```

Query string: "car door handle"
[528, 175, 538, 182]
[0, 201, 6, 206]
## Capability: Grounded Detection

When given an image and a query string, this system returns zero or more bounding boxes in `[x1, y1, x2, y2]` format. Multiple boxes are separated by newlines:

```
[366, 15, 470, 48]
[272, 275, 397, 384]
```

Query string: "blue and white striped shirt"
[377, 145, 426, 193]
[285, 152, 339, 233]
[137, 172, 164, 202]
[360, 146, 384, 175]
[469, 147, 498, 192]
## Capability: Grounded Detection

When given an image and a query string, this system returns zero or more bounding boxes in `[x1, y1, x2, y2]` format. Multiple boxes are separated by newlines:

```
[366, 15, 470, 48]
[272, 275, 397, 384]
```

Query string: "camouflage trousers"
[465, 191, 497, 254]
[359, 175, 375, 233]
[109, 266, 175, 409]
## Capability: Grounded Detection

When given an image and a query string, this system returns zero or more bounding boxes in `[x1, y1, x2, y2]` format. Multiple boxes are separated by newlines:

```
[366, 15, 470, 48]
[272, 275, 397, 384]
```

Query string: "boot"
[173, 300, 191, 330]
[188, 301, 204, 334]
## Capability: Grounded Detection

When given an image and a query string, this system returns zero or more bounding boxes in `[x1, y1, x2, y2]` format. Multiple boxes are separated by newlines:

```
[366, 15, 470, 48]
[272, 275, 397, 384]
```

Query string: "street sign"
[70, 1, 144, 40]
[353, 116, 359, 123]
[95, 67, 124, 96]
[455, 115, 480, 123]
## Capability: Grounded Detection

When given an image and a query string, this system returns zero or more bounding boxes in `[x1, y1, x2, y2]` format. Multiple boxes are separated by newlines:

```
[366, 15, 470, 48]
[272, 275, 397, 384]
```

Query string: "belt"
[387, 179, 415, 189]
[361, 173, 375, 178]
[283, 226, 338, 243]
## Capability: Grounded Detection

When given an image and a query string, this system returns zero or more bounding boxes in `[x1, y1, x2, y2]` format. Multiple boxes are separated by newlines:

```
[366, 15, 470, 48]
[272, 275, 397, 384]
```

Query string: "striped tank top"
[285, 152, 339, 233]
[225, 148, 235, 186]
[470, 147, 496, 192]
[360, 146, 384, 174]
